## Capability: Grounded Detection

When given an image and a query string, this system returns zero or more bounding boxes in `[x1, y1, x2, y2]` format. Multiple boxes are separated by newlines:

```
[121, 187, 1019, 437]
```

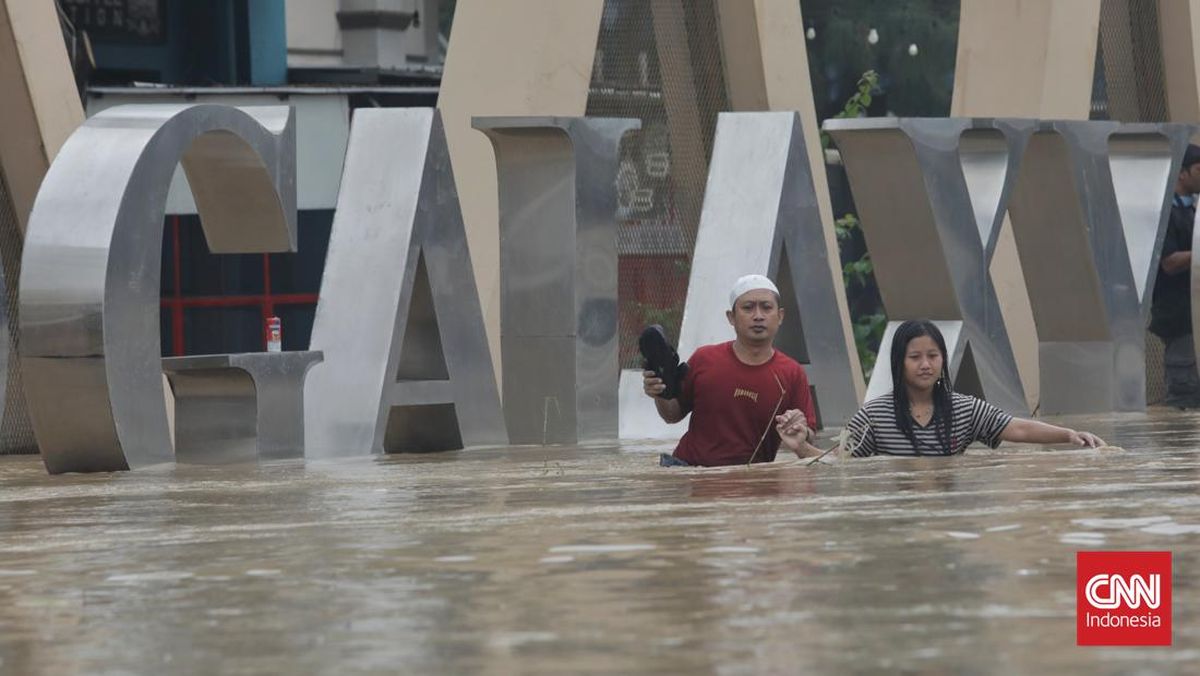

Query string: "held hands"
[775, 409, 813, 455]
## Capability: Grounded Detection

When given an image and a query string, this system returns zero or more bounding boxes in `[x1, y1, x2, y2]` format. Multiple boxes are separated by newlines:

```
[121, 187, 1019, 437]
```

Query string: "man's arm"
[1162, 250, 1191, 275]
[644, 371, 686, 423]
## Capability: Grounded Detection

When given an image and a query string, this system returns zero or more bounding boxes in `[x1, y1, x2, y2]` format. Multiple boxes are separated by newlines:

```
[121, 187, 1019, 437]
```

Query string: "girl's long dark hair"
[890, 320, 954, 455]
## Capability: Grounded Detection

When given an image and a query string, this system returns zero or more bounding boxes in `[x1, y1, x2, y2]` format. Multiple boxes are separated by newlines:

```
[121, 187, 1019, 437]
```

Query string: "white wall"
[286, 0, 344, 67]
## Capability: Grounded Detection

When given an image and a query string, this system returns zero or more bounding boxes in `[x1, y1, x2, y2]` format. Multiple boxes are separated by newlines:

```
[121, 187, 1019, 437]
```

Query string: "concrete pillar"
[1158, 0, 1200, 123]
[286, 0, 343, 67]
[650, 0, 710, 245]
[438, 0, 605, 389]
[0, 0, 85, 454]
[713, 0, 865, 401]
[951, 0, 1103, 412]
[0, 0, 85, 234]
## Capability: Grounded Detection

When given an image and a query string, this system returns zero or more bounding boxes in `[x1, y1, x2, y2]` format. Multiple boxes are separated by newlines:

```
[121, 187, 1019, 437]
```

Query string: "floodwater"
[0, 411, 1197, 675]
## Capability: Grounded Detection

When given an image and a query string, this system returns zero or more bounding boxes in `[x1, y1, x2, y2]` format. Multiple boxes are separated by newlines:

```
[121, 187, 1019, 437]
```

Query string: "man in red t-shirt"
[643, 274, 821, 466]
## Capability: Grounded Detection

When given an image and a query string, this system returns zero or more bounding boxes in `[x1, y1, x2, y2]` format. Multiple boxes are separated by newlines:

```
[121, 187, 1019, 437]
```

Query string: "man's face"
[725, 289, 783, 346]
[1182, 163, 1200, 194]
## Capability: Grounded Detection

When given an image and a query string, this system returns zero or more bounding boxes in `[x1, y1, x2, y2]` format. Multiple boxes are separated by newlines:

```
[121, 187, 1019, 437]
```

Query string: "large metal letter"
[305, 108, 506, 457]
[164, 351, 323, 464]
[20, 104, 297, 473]
[825, 118, 1032, 414]
[474, 116, 639, 445]
[1006, 121, 1189, 413]
[619, 111, 863, 439]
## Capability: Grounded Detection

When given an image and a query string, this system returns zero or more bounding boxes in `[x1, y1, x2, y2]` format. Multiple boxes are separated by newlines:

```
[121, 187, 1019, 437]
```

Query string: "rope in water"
[746, 373, 788, 466]
[805, 422, 869, 466]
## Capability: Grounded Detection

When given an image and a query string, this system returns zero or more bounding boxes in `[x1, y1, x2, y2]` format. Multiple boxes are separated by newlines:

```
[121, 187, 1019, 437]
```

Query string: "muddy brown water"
[0, 410, 1197, 674]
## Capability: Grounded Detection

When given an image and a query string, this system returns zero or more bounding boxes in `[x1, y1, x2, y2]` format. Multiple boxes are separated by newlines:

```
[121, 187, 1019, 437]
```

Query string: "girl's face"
[903, 335, 943, 392]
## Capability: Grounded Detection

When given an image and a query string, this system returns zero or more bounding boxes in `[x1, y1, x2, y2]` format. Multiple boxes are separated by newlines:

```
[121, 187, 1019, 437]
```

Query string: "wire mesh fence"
[0, 176, 39, 454]
[1093, 0, 1172, 405]
[587, 0, 729, 368]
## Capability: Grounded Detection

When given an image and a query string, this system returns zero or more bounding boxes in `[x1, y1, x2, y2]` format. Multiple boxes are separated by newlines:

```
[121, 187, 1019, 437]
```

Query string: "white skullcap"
[729, 274, 779, 307]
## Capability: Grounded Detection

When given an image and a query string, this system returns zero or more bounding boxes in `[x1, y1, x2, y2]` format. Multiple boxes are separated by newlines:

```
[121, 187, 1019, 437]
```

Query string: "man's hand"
[643, 370, 666, 399]
[1162, 250, 1191, 275]
[776, 409, 810, 438]
[645, 370, 685, 423]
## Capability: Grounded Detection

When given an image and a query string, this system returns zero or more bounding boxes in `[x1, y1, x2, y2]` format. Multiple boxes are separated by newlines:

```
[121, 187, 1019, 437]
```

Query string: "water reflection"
[0, 411, 1196, 673]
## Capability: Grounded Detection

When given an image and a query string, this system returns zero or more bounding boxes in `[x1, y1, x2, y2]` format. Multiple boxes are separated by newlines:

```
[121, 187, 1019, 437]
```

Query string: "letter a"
[305, 109, 507, 456]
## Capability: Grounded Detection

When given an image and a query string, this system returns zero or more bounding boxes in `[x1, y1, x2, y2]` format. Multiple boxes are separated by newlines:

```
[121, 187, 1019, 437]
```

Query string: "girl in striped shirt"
[840, 320, 1105, 456]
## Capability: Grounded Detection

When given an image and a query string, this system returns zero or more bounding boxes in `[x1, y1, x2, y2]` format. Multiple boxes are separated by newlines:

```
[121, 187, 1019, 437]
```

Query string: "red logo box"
[1077, 551, 1172, 646]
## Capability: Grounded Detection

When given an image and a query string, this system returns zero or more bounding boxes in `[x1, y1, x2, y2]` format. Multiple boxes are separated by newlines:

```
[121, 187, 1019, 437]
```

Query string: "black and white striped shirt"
[843, 392, 1013, 457]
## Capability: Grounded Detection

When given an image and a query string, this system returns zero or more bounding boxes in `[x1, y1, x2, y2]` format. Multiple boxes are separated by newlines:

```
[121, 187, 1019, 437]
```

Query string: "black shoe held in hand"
[640, 324, 689, 400]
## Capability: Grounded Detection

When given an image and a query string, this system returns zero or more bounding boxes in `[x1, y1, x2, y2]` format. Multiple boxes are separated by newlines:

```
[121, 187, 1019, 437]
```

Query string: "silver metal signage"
[305, 109, 507, 457]
[827, 117, 1033, 415]
[20, 104, 298, 473]
[16, 106, 1194, 472]
[1006, 121, 1189, 413]
[474, 116, 639, 444]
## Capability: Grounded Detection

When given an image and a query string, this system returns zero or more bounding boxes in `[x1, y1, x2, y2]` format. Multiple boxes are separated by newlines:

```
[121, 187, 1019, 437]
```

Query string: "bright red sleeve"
[794, 365, 817, 429]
